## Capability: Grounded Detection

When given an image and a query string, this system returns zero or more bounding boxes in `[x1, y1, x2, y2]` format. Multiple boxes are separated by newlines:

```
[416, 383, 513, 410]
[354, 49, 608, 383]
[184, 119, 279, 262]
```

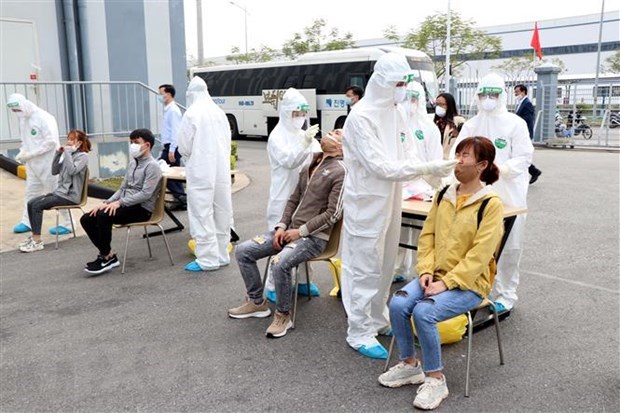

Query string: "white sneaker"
[413, 376, 449, 410]
[20, 239, 44, 253]
[18, 236, 33, 248]
[378, 361, 425, 388]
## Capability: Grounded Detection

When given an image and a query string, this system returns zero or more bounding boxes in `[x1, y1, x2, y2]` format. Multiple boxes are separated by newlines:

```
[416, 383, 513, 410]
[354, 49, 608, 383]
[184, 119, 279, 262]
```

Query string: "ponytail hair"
[454, 136, 499, 185]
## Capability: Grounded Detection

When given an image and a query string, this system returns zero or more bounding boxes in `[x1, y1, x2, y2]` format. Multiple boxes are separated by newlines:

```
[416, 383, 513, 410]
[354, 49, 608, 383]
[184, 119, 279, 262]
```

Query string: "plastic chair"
[261, 218, 344, 329]
[383, 269, 505, 397]
[49, 169, 89, 249]
[115, 177, 175, 274]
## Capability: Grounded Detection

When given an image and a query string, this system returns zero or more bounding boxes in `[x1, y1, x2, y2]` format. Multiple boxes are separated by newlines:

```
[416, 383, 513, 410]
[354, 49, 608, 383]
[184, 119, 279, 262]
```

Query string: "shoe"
[18, 236, 33, 248]
[48, 226, 72, 235]
[19, 238, 44, 253]
[392, 274, 407, 283]
[184, 260, 220, 272]
[413, 376, 449, 410]
[265, 289, 277, 304]
[297, 282, 320, 297]
[84, 254, 120, 275]
[265, 310, 293, 338]
[357, 344, 389, 360]
[13, 223, 31, 234]
[85, 255, 103, 268]
[228, 297, 272, 319]
[492, 301, 509, 313]
[379, 361, 425, 388]
[529, 169, 542, 184]
[378, 326, 393, 337]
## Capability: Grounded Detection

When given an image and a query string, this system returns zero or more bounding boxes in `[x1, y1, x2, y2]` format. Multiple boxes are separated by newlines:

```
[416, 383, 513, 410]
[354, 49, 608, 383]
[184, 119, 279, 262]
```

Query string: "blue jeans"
[234, 231, 327, 313]
[389, 279, 482, 372]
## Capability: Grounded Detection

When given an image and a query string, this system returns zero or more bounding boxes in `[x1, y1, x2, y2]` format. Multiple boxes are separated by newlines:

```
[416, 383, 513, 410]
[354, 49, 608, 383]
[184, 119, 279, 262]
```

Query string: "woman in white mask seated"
[433, 93, 465, 159]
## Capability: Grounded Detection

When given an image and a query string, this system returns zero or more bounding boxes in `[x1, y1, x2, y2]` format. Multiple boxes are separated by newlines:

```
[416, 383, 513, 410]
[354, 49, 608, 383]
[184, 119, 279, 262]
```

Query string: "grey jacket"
[51, 150, 88, 204]
[106, 154, 162, 212]
[277, 153, 347, 241]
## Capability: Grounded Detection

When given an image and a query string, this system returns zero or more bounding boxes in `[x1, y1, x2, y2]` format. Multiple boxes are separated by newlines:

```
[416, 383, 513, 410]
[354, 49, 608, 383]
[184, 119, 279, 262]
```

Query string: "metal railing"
[1, 81, 164, 142]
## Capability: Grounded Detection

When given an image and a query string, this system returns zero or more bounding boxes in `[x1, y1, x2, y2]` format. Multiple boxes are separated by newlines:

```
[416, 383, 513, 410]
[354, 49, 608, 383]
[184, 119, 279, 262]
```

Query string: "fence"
[0, 81, 174, 178]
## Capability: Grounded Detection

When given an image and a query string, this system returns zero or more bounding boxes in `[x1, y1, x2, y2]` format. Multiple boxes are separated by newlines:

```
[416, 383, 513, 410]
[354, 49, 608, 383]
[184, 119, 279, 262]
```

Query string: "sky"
[183, 0, 616, 61]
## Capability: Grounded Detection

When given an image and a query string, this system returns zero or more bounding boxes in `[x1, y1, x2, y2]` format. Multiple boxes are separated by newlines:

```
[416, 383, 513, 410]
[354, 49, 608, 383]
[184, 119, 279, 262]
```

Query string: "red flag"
[530, 22, 543, 60]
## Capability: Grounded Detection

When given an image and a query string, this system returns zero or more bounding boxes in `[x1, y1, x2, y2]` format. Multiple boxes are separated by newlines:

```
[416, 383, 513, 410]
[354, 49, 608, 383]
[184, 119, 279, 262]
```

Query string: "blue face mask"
[345, 97, 353, 106]
[157, 95, 165, 104]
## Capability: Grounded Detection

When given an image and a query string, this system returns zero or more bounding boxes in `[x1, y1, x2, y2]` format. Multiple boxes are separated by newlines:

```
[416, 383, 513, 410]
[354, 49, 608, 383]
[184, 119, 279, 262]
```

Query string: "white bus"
[190, 47, 439, 138]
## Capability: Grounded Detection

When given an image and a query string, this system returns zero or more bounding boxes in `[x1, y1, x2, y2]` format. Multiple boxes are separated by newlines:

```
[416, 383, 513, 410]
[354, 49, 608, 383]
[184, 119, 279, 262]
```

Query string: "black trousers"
[80, 205, 151, 256]
[27, 193, 73, 235]
[160, 143, 186, 202]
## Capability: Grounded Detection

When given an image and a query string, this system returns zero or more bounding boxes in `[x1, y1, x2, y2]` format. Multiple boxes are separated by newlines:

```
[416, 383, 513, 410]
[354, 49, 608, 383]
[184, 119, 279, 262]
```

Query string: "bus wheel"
[227, 115, 240, 139]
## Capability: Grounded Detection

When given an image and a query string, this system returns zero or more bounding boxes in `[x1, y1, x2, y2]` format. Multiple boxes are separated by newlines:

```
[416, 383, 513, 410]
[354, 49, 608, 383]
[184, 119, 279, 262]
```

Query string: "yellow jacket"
[416, 184, 504, 298]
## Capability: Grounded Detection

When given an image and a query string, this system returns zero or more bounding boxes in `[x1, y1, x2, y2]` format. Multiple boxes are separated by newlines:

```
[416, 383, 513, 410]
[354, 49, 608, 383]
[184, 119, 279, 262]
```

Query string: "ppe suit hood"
[405, 81, 432, 127]
[279, 88, 309, 132]
[473, 73, 508, 116]
[186, 76, 212, 108]
[363, 52, 410, 108]
[7, 93, 36, 117]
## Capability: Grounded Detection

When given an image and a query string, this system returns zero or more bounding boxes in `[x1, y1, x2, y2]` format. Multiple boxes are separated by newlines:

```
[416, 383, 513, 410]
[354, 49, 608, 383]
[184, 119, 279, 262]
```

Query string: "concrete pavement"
[1, 142, 618, 412]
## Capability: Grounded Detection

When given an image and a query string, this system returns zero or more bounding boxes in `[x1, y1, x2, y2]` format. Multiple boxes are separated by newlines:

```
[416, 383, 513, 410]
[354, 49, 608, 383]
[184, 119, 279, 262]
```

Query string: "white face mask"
[393, 86, 407, 104]
[481, 97, 498, 112]
[64, 145, 78, 154]
[435, 106, 447, 118]
[407, 101, 419, 116]
[292, 117, 306, 129]
[14, 111, 27, 118]
[129, 143, 144, 158]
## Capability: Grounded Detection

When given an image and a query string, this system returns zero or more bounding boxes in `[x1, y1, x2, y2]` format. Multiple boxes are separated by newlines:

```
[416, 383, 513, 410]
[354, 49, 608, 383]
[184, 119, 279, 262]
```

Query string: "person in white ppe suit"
[177, 77, 233, 272]
[450, 72, 533, 312]
[394, 80, 443, 283]
[6, 93, 72, 234]
[264, 88, 321, 302]
[341, 52, 457, 359]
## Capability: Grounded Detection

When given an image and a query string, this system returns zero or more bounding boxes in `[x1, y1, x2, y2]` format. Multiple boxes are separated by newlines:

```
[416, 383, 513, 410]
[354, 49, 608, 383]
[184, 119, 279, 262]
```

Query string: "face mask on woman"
[435, 106, 447, 118]
[292, 117, 306, 130]
[64, 144, 78, 154]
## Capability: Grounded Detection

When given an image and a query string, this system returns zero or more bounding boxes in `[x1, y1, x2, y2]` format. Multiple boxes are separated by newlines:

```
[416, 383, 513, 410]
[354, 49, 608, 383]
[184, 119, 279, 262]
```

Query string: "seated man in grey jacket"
[228, 129, 346, 339]
[80, 129, 162, 275]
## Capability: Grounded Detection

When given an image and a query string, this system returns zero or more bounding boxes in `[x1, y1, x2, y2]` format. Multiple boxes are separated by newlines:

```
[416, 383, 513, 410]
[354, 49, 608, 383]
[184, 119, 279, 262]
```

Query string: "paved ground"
[1, 141, 618, 412]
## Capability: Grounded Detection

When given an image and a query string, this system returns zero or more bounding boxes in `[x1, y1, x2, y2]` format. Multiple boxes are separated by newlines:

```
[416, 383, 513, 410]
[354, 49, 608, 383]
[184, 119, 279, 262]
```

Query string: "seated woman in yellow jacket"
[377, 136, 504, 410]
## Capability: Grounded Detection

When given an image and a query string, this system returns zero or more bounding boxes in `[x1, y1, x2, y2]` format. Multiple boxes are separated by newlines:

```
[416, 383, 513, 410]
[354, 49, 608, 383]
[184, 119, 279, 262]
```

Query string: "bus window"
[282, 75, 298, 89]
[349, 75, 365, 89]
[302, 74, 316, 89]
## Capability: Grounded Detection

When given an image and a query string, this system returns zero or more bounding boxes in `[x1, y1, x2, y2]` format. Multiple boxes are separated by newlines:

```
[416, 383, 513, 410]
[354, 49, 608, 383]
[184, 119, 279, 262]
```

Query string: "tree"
[226, 45, 277, 64]
[281, 18, 355, 59]
[492, 56, 566, 86]
[603, 50, 620, 73]
[396, 12, 502, 79]
[383, 26, 400, 43]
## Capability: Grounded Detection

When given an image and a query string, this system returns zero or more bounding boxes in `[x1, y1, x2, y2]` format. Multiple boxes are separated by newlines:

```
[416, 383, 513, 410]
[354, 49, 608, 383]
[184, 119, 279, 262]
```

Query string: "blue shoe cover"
[49, 226, 72, 235]
[492, 302, 508, 313]
[357, 344, 389, 360]
[184, 261, 203, 272]
[265, 289, 277, 304]
[13, 223, 31, 234]
[298, 282, 320, 297]
[392, 274, 407, 283]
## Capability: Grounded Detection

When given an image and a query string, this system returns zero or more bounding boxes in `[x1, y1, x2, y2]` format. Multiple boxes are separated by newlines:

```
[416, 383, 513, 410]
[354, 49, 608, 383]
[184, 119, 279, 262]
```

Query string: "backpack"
[436, 185, 490, 229]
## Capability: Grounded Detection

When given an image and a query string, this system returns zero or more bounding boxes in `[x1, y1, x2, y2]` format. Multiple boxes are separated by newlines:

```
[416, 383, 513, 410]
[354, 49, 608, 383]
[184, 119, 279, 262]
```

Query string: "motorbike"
[567, 110, 593, 139]
[609, 111, 620, 129]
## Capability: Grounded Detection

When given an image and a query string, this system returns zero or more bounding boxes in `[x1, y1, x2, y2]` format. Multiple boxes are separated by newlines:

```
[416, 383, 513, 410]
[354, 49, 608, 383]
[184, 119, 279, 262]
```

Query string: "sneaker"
[529, 169, 542, 184]
[265, 311, 293, 338]
[84, 254, 120, 275]
[228, 298, 272, 319]
[413, 376, 449, 410]
[19, 239, 44, 253]
[379, 361, 425, 388]
[85, 255, 104, 269]
[18, 236, 34, 248]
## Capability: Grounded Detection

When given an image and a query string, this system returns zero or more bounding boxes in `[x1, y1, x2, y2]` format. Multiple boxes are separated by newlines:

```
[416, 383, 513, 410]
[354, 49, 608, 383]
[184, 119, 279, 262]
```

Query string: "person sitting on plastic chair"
[18, 130, 91, 252]
[228, 129, 346, 339]
[378, 137, 504, 410]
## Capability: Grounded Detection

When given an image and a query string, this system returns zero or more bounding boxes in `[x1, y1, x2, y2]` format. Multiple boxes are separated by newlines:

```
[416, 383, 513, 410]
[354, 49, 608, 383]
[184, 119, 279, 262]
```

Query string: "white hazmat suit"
[264, 88, 320, 295]
[177, 77, 233, 271]
[450, 73, 533, 310]
[7, 93, 71, 232]
[394, 81, 443, 279]
[341, 52, 457, 357]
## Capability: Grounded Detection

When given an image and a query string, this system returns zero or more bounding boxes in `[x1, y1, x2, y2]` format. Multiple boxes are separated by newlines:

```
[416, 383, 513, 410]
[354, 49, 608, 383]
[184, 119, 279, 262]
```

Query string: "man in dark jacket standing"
[228, 129, 347, 339]
[514, 84, 542, 184]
